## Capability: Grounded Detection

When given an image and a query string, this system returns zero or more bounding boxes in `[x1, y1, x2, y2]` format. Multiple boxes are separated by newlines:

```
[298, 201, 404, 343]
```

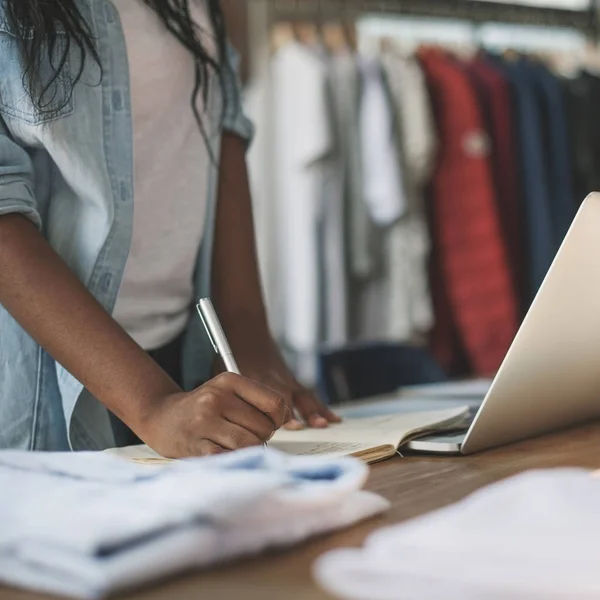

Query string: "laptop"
[406, 192, 600, 455]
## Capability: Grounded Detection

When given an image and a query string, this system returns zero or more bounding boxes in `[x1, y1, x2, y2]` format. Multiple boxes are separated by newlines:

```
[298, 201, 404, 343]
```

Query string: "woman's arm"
[212, 133, 340, 428]
[0, 214, 284, 456]
[211, 133, 270, 332]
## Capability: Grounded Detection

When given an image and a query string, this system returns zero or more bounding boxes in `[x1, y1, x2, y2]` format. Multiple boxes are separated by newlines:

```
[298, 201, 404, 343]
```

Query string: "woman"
[0, 0, 339, 457]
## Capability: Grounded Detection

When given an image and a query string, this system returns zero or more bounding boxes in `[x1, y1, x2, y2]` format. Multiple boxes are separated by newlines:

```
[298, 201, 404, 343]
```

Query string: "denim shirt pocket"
[0, 21, 75, 125]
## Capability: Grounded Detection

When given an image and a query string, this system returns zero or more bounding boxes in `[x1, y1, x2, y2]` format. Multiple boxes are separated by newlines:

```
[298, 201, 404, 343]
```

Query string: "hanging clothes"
[580, 71, 600, 196]
[317, 49, 351, 347]
[245, 60, 281, 338]
[318, 145, 348, 347]
[272, 40, 333, 383]
[358, 57, 407, 227]
[488, 54, 554, 304]
[465, 57, 526, 316]
[381, 51, 436, 341]
[258, 24, 594, 383]
[328, 51, 375, 283]
[323, 49, 373, 346]
[563, 71, 599, 206]
[528, 60, 575, 249]
[419, 48, 518, 376]
[354, 56, 407, 341]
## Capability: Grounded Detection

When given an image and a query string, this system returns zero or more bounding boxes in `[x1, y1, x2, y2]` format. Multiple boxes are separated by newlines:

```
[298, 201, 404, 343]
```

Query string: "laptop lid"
[460, 193, 600, 454]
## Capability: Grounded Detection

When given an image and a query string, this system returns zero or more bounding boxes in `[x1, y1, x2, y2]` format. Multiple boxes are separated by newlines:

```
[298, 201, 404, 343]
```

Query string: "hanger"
[582, 40, 600, 74]
[342, 21, 358, 52]
[294, 21, 320, 47]
[503, 48, 520, 63]
[471, 22, 486, 56]
[322, 22, 348, 54]
[379, 35, 396, 55]
[271, 21, 296, 53]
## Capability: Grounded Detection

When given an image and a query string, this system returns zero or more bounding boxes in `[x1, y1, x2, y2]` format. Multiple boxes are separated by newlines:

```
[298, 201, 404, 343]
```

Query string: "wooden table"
[4, 423, 600, 600]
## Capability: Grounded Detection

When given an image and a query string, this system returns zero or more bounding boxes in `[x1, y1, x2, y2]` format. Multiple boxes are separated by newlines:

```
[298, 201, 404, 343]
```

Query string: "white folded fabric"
[315, 469, 600, 600]
[0, 448, 388, 599]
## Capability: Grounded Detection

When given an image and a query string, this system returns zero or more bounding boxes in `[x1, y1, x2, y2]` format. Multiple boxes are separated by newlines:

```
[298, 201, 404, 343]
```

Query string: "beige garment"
[111, 0, 213, 350]
[381, 52, 437, 341]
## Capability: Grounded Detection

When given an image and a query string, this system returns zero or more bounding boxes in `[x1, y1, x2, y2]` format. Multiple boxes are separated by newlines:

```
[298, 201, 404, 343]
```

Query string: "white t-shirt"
[358, 57, 406, 227]
[111, 0, 213, 350]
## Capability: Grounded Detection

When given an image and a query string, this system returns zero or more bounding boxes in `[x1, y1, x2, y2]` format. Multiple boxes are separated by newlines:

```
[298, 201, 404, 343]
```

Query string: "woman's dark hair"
[5, 0, 231, 142]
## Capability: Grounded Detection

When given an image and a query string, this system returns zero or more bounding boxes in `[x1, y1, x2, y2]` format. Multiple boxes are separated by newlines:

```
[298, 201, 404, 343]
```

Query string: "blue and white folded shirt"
[0, 447, 388, 599]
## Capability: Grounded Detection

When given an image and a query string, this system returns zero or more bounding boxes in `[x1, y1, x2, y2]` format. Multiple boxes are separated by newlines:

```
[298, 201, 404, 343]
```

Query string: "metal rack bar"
[269, 0, 596, 32]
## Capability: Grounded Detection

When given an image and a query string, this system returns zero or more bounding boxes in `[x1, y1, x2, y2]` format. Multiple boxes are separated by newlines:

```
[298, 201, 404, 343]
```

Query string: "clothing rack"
[247, 0, 600, 382]
[270, 0, 598, 35]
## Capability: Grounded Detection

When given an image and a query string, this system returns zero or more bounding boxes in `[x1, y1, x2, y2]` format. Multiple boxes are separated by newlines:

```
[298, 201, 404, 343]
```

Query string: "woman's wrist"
[225, 319, 279, 360]
[99, 350, 184, 437]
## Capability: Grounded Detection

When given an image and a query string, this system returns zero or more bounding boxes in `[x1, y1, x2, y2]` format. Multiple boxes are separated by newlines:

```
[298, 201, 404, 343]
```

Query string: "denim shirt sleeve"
[222, 43, 254, 144]
[0, 117, 41, 228]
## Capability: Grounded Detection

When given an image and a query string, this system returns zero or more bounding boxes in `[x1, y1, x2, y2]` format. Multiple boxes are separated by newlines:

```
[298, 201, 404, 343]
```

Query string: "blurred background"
[223, 0, 600, 402]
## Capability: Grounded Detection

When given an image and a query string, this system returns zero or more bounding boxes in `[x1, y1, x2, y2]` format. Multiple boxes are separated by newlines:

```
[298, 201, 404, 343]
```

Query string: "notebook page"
[270, 406, 469, 456]
[105, 445, 174, 465]
[267, 441, 376, 458]
[105, 441, 377, 462]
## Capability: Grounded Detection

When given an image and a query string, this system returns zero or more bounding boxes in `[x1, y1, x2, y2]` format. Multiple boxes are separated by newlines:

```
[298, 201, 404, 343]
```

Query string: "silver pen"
[197, 298, 268, 447]
[196, 298, 241, 375]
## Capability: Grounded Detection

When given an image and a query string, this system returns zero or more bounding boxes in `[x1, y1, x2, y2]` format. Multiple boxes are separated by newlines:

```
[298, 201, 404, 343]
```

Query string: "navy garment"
[487, 56, 554, 304]
[563, 71, 600, 205]
[528, 62, 575, 248]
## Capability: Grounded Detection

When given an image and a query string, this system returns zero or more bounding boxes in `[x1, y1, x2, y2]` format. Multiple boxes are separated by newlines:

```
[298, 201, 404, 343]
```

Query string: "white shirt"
[359, 57, 406, 227]
[0, 447, 388, 599]
[272, 42, 333, 382]
[315, 469, 600, 600]
[111, 0, 212, 350]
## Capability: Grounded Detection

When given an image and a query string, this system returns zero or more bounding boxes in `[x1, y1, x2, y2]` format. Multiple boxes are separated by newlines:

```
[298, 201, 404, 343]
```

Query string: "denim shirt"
[0, 0, 253, 451]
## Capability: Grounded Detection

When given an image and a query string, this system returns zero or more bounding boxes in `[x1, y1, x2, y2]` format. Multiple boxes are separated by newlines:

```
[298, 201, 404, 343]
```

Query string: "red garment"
[419, 49, 518, 376]
[466, 58, 526, 315]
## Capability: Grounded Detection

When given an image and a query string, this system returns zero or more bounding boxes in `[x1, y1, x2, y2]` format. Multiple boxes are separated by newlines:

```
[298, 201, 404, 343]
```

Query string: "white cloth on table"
[315, 469, 600, 600]
[0, 447, 387, 599]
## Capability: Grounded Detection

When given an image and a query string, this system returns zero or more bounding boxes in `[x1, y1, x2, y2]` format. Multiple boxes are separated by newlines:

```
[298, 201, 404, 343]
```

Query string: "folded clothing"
[0, 447, 388, 599]
[315, 469, 600, 600]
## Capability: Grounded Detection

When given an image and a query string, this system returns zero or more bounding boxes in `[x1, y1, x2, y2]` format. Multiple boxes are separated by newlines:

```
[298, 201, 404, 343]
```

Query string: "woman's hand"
[245, 362, 341, 431]
[219, 328, 341, 430]
[139, 373, 286, 458]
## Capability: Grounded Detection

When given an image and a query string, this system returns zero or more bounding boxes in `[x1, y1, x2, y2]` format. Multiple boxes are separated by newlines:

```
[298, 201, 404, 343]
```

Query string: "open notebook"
[105, 406, 469, 466]
[269, 406, 468, 463]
